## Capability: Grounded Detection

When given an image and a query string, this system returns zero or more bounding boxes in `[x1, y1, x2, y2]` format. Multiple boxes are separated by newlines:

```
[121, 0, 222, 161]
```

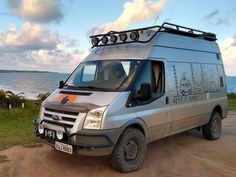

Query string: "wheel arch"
[120, 118, 149, 142]
[212, 105, 223, 118]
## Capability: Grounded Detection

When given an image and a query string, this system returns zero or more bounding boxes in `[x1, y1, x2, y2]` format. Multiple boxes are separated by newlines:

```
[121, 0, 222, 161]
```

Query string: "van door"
[127, 60, 171, 142]
[167, 62, 209, 134]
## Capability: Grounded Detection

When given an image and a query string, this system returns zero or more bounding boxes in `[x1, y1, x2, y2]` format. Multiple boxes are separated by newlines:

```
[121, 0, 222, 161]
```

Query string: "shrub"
[228, 93, 236, 99]
[0, 90, 26, 108]
[37, 92, 50, 102]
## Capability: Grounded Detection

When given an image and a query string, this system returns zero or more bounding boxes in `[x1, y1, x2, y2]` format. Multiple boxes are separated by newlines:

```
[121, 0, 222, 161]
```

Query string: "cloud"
[31, 49, 88, 72]
[215, 18, 229, 25]
[2, 22, 58, 50]
[0, 22, 85, 72]
[7, 0, 63, 23]
[220, 34, 236, 76]
[89, 0, 167, 35]
[203, 10, 219, 20]
[203, 9, 230, 26]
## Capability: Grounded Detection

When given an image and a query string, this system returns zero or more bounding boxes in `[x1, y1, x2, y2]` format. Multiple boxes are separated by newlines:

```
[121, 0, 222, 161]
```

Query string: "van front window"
[65, 60, 142, 91]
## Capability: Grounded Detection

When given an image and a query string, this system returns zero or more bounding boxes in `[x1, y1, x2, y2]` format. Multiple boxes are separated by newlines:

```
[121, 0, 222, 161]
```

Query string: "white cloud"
[89, 0, 167, 35]
[2, 22, 58, 50]
[220, 35, 236, 76]
[0, 22, 85, 73]
[31, 49, 88, 72]
[7, 0, 63, 23]
[8, 24, 16, 31]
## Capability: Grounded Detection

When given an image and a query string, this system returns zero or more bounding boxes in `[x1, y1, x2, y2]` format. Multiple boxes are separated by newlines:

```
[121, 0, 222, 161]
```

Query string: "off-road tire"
[110, 127, 147, 172]
[202, 112, 222, 140]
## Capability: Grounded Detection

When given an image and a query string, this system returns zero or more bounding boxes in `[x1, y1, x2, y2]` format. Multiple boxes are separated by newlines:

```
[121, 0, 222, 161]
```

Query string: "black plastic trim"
[59, 90, 92, 96]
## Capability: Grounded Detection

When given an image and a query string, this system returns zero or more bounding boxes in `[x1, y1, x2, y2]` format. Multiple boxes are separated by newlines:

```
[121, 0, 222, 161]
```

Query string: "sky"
[0, 0, 236, 75]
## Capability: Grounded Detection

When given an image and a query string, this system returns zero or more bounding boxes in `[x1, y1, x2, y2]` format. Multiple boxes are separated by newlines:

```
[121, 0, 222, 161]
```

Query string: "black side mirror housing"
[133, 83, 151, 101]
[139, 83, 151, 101]
[59, 81, 64, 89]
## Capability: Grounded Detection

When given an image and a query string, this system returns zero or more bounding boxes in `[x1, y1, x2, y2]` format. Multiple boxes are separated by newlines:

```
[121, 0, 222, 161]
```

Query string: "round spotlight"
[56, 130, 64, 140]
[130, 31, 139, 41]
[38, 124, 44, 134]
[119, 33, 128, 42]
[91, 37, 99, 46]
[101, 36, 108, 44]
[110, 35, 117, 43]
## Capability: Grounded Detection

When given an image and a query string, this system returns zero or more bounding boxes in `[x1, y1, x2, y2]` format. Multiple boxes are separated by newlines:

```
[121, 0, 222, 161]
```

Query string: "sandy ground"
[0, 112, 236, 177]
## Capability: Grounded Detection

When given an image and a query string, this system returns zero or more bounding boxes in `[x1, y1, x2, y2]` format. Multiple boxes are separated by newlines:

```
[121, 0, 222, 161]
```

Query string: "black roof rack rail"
[90, 22, 217, 48]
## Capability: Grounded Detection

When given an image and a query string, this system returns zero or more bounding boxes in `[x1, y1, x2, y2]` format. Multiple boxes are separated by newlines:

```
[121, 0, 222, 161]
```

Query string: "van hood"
[42, 89, 120, 113]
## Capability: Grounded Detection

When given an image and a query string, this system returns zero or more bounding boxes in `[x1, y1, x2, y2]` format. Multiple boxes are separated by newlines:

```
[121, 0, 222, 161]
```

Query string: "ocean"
[0, 72, 69, 99]
[0, 73, 235, 99]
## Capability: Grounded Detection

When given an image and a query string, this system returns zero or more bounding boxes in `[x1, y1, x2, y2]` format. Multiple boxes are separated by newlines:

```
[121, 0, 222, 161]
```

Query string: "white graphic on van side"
[179, 72, 193, 96]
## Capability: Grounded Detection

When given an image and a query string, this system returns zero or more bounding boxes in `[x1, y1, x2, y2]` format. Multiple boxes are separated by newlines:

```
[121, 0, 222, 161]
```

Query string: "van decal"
[179, 72, 193, 96]
[56, 94, 77, 104]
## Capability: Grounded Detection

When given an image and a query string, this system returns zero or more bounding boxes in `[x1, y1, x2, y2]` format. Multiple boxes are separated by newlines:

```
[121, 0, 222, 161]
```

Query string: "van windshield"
[64, 60, 143, 91]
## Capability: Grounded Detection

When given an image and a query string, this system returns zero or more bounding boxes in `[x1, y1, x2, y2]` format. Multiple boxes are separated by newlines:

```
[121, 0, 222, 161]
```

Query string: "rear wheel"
[110, 127, 147, 172]
[202, 112, 222, 140]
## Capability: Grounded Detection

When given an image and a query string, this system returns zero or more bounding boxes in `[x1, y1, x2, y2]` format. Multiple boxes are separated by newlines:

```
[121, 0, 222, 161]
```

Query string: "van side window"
[134, 61, 152, 94]
[129, 60, 165, 106]
[219, 76, 224, 87]
[152, 61, 165, 94]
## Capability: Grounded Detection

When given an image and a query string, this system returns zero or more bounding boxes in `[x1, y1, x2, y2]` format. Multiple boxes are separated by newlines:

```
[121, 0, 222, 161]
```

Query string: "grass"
[0, 101, 40, 150]
[228, 93, 236, 111]
[0, 94, 235, 152]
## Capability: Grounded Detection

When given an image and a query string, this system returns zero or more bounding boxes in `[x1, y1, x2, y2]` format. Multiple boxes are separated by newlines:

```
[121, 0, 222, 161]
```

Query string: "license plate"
[55, 141, 73, 154]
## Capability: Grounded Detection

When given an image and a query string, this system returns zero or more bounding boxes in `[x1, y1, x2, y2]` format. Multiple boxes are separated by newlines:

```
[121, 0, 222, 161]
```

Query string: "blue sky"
[0, 0, 236, 75]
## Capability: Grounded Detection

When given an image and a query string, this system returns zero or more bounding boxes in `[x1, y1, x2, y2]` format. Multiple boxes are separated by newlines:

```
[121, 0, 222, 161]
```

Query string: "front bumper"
[33, 120, 124, 156]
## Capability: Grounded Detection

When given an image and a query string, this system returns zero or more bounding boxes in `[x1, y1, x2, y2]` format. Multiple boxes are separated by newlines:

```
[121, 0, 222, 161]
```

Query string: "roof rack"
[90, 22, 217, 48]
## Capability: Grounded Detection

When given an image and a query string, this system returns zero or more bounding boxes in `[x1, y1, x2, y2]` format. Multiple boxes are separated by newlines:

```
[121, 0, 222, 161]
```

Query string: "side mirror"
[59, 81, 64, 89]
[140, 83, 151, 101]
[133, 83, 151, 101]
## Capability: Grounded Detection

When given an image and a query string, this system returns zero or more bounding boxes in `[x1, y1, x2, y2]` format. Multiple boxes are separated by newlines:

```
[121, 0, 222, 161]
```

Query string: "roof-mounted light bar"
[90, 22, 217, 48]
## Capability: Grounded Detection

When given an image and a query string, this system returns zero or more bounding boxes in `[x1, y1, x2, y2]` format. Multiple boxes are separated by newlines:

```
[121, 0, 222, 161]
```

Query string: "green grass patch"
[228, 93, 236, 111]
[0, 106, 39, 150]
[0, 155, 9, 163]
[0, 94, 235, 151]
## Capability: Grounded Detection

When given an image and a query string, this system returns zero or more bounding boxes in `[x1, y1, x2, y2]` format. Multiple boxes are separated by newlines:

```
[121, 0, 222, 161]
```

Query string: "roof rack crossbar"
[90, 22, 217, 48]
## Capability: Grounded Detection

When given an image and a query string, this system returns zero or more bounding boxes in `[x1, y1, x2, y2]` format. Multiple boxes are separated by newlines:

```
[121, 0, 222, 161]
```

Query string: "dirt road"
[1, 112, 236, 177]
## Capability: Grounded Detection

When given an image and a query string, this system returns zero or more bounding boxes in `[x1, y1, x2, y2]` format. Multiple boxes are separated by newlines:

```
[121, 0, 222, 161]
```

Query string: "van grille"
[43, 107, 79, 129]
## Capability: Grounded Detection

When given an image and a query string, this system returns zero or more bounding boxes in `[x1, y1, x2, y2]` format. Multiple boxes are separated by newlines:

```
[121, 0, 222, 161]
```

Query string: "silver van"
[33, 22, 227, 172]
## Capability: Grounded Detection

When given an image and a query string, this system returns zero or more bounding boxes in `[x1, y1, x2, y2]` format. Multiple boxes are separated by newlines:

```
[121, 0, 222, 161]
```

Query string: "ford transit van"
[33, 22, 227, 172]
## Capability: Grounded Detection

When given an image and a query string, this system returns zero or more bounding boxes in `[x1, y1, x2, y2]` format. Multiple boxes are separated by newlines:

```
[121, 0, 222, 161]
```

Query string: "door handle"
[166, 96, 169, 105]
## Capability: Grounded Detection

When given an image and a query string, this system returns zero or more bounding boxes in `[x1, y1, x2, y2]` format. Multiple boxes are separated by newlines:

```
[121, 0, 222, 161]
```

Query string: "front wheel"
[110, 127, 147, 172]
[202, 112, 222, 140]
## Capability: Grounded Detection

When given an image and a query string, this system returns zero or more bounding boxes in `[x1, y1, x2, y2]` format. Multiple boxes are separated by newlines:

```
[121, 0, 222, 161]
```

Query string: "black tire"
[110, 127, 147, 172]
[202, 112, 222, 140]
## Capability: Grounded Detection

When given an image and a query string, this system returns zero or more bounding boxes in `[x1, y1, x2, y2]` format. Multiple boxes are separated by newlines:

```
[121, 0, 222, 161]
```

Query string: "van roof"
[90, 22, 217, 48]
[86, 22, 220, 63]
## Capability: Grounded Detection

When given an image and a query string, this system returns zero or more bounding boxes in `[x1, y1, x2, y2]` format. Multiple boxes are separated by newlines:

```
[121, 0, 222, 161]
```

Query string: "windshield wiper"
[77, 85, 109, 91]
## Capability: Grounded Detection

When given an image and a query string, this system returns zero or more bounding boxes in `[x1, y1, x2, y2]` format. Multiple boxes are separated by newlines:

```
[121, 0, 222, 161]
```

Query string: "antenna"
[153, 15, 159, 26]
[148, 15, 159, 36]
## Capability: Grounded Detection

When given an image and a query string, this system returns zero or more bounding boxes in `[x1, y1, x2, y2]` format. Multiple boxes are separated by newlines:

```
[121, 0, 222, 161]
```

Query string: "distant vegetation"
[228, 93, 236, 111]
[0, 90, 26, 108]
[0, 69, 56, 73]
[0, 90, 50, 109]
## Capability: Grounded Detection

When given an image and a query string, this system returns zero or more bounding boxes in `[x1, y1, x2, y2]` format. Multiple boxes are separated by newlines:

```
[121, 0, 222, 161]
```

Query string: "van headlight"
[83, 106, 107, 130]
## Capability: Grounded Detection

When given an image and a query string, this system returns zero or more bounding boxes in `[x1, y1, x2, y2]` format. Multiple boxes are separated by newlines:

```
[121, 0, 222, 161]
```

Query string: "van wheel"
[202, 112, 222, 140]
[110, 127, 147, 172]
